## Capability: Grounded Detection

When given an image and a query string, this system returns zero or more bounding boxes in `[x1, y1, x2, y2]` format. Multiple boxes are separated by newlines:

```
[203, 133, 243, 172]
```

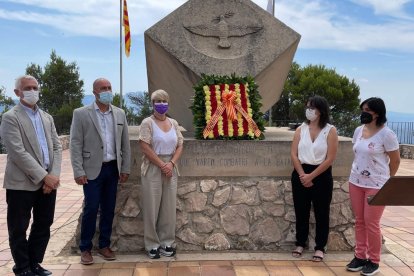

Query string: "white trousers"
[142, 155, 177, 251]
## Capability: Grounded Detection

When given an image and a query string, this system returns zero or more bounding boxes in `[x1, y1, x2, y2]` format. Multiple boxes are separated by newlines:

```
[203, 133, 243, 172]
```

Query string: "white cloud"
[0, 0, 186, 37]
[357, 78, 369, 83]
[274, 0, 414, 52]
[348, 0, 413, 18]
[1, 0, 414, 52]
[2, 0, 117, 15]
[303, 19, 414, 53]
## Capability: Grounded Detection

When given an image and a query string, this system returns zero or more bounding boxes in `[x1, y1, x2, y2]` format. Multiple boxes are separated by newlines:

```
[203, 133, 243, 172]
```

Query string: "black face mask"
[360, 111, 373, 124]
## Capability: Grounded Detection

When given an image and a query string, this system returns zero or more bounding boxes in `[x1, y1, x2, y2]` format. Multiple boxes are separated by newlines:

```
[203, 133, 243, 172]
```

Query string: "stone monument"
[71, 128, 355, 253]
[104, 129, 355, 252]
[72, 0, 356, 254]
[145, 0, 300, 131]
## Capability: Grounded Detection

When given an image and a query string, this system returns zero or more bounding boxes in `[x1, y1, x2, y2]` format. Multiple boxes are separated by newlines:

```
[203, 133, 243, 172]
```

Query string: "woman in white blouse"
[138, 89, 183, 259]
[346, 98, 400, 276]
[290, 95, 338, 262]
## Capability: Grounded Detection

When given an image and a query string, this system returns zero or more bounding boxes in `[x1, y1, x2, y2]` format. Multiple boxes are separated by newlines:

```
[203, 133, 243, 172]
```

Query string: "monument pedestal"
[72, 127, 356, 252]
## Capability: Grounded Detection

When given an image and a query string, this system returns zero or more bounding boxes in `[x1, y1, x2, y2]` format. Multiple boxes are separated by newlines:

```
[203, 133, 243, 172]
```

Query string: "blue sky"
[0, 0, 413, 115]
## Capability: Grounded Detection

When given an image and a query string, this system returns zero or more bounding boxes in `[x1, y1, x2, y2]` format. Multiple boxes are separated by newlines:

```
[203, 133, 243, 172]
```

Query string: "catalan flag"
[123, 0, 131, 57]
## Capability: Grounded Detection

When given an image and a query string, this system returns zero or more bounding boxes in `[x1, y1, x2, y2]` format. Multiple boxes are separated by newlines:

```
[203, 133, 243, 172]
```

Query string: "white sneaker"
[159, 246, 176, 257]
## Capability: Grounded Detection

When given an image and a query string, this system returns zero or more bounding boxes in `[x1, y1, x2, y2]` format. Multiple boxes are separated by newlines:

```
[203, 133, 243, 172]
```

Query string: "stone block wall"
[100, 176, 354, 252]
[72, 128, 355, 252]
[59, 135, 70, 150]
[400, 144, 414, 159]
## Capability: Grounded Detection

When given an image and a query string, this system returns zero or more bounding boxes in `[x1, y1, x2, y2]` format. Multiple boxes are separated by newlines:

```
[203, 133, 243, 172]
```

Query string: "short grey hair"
[93, 78, 109, 90]
[151, 89, 169, 102]
[15, 75, 38, 90]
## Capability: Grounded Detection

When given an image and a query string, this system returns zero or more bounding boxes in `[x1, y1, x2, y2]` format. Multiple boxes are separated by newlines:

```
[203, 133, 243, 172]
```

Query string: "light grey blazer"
[70, 103, 131, 180]
[0, 103, 62, 191]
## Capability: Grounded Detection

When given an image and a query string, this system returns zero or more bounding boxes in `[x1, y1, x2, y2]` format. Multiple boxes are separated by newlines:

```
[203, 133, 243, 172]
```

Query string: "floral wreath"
[190, 74, 265, 140]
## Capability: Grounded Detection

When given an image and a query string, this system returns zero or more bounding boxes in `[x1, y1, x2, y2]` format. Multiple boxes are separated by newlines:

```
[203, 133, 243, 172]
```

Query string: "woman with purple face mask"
[138, 89, 183, 259]
[290, 95, 338, 262]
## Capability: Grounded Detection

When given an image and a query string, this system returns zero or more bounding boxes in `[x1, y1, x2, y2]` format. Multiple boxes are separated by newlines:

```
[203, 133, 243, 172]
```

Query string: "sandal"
[312, 250, 324, 262]
[292, 246, 304, 258]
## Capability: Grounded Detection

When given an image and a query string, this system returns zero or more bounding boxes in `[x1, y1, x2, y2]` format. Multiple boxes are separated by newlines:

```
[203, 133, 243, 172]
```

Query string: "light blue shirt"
[94, 102, 116, 162]
[20, 103, 49, 169]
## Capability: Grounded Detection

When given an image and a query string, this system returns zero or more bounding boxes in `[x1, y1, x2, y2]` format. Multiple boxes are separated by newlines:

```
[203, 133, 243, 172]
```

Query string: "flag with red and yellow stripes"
[123, 0, 131, 57]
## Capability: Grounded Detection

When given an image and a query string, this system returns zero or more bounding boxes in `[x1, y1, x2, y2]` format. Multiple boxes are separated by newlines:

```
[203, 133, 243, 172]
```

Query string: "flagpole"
[268, 0, 275, 126]
[119, 0, 123, 108]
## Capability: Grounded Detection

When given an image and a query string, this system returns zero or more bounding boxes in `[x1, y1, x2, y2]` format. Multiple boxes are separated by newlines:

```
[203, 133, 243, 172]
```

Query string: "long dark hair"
[360, 97, 387, 126]
[306, 95, 331, 129]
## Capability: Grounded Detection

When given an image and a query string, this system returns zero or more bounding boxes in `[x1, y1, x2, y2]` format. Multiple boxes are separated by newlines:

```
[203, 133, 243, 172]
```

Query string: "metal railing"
[270, 120, 413, 145]
[387, 122, 414, 145]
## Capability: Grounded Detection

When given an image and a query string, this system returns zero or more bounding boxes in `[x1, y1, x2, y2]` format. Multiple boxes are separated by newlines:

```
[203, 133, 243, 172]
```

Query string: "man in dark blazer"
[0, 75, 62, 276]
[70, 78, 130, 265]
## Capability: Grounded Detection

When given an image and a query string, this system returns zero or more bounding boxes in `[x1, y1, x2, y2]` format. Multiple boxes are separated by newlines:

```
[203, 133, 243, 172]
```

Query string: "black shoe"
[361, 260, 379, 276]
[12, 265, 36, 276]
[16, 272, 36, 276]
[31, 264, 52, 276]
[346, 256, 368, 272]
[147, 248, 160, 259]
[14, 270, 36, 276]
[159, 246, 176, 257]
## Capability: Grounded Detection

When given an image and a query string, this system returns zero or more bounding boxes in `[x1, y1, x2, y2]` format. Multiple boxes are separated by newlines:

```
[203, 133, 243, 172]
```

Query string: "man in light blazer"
[0, 75, 62, 276]
[70, 78, 131, 265]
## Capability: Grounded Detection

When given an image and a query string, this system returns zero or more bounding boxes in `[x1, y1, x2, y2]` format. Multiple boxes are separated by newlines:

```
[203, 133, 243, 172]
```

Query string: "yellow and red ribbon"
[222, 90, 237, 121]
[203, 85, 261, 139]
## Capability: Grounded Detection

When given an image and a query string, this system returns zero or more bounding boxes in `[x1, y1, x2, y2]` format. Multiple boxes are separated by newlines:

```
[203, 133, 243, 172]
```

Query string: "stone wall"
[72, 128, 355, 252]
[111, 176, 354, 252]
[59, 135, 70, 150]
[400, 144, 414, 159]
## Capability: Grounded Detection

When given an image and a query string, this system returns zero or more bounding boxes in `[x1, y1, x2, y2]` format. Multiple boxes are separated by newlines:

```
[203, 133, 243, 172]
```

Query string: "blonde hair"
[151, 89, 169, 102]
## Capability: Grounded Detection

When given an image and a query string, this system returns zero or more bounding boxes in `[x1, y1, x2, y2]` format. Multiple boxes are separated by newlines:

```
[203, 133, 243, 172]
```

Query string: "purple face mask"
[154, 102, 169, 114]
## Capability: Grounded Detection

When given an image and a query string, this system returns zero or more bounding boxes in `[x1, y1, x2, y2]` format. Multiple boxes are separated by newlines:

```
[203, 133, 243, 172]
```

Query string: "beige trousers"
[142, 155, 177, 251]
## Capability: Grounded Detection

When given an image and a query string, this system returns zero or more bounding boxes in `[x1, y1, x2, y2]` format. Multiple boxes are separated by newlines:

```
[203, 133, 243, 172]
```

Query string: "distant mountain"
[388, 111, 414, 122]
[81, 94, 95, 106]
[0, 99, 18, 113]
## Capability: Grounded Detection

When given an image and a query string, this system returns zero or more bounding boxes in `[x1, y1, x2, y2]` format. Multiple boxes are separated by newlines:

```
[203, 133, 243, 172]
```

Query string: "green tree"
[272, 63, 360, 137]
[26, 63, 43, 87]
[113, 93, 139, 125]
[0, 86, 14, 112]
[128, 91, 152, 124]
[25, 50, 84, 134]
[0, 86, 15, 153]
[272, 62, 301, 125]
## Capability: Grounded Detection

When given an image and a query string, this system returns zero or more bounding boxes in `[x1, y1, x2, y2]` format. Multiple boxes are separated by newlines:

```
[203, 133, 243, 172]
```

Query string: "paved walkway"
[0, 151, 413, 275]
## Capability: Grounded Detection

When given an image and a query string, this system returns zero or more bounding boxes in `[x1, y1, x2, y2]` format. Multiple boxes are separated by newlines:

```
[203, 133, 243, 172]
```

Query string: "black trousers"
[6, 188, 56, 274]
[292, 164, 333, 252]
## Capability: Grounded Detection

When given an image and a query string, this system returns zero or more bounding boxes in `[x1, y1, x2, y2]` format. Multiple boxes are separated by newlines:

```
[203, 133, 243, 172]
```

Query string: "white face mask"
[305, 108, 318, 121]
[22, 90, 40, 105]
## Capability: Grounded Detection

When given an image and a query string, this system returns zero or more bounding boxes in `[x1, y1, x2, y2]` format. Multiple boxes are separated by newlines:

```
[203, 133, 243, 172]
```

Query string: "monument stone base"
[71, 127, 355, 252]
